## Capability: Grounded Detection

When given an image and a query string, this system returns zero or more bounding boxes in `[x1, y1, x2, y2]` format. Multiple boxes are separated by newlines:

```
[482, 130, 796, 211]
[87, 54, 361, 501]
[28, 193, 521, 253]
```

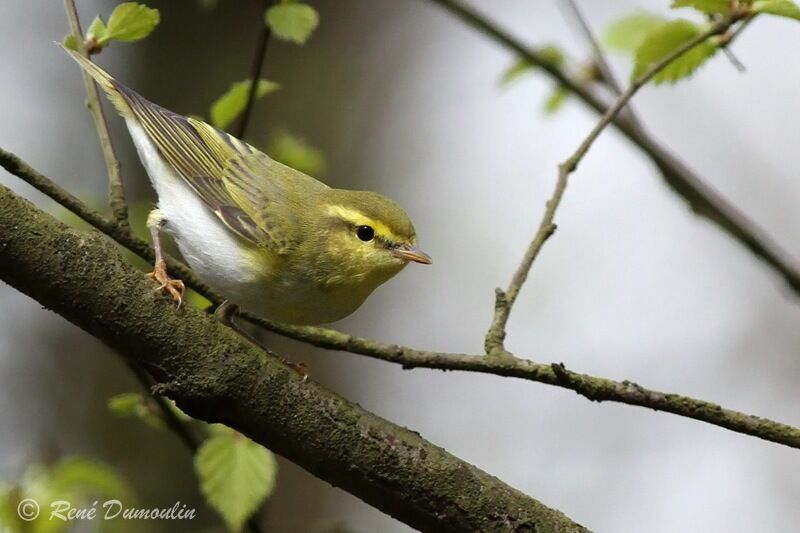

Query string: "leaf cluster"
[603, 0, 800, 84]
[64, 2, 159, 54]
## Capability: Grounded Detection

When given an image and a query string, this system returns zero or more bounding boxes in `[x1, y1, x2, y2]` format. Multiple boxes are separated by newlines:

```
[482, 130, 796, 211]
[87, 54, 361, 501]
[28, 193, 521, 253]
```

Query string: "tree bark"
[0, 184, 589, 533]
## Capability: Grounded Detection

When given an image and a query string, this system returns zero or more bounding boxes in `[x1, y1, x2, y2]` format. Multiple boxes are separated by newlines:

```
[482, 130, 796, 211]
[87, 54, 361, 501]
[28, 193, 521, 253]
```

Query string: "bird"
[63, 46, 431, 325]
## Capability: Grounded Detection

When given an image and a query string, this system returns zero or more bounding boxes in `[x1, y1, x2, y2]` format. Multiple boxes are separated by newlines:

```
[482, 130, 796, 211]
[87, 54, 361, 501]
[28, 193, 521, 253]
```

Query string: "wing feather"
[63, 46, 310, 251]
[117, 85, 300, 250]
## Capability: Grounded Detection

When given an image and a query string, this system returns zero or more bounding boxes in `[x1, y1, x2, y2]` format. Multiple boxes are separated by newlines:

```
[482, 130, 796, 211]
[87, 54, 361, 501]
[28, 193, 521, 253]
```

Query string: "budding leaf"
[265, 3, 319, 44]
[86, 16, 108, 42]
[210, 79, 280, 130]
[603, 12, 667, 52]
[63, 34, 79, 51]
[671, 0, 731, 14]
[753, 0, 800, 20]
[102, 2, 161, 43]
[195, 431, 277, 533]
[632, 19, 717, 84]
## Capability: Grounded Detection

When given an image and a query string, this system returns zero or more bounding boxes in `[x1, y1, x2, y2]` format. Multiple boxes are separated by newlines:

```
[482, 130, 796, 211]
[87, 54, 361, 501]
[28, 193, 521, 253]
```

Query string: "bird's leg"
[146, 209, 185, 306]
[214, 301, 309, 380]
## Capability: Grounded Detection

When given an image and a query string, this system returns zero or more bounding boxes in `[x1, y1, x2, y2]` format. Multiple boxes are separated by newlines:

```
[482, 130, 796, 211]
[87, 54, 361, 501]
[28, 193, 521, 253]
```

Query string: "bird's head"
[310, 189, 431, 287]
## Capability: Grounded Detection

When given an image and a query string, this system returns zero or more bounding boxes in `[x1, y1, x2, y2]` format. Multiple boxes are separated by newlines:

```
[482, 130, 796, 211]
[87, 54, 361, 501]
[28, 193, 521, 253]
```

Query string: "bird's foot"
[148, 259, 185, 307]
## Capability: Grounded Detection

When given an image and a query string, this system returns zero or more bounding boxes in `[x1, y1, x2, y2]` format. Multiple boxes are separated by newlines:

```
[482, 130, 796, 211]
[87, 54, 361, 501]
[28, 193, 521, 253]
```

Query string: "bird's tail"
[59, 43, 133, 118]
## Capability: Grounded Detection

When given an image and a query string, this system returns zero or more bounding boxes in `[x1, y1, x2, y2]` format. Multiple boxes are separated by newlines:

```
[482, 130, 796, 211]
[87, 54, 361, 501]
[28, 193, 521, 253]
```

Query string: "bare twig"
[235, 0, 276, 139]
[63, 0, 129, 229]
[246, 319, 800, 450]
[0, 147, 215, 298]
[719, 13, 757, 72]
[485, 18, 742, 351]
[425, 0, 800, 299]
[3, 145, 800, 449]
[558, 0, 643, 128]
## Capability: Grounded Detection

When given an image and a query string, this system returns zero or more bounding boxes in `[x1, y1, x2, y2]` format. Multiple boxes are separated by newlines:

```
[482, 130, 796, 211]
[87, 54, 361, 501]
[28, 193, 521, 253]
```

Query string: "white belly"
[126, 121, 263, 306]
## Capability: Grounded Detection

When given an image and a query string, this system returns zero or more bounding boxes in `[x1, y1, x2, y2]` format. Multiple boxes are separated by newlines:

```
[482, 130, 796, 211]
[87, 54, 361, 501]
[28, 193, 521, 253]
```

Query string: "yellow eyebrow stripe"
[325, 205, 401, 243]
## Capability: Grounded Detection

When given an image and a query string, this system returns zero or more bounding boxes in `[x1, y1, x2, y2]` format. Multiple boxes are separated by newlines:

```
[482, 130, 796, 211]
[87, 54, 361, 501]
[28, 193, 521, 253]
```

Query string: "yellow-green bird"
[64, 47, 431, 325]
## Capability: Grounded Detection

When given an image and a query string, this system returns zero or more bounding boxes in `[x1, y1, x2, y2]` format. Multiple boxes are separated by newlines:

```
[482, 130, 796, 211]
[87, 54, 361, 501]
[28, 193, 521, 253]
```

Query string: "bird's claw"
[148, 259, 185, 307]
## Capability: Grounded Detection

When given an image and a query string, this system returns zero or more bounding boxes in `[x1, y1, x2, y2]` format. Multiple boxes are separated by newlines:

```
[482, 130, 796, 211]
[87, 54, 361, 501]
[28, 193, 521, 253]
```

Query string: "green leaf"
[543, 86, 569, 115]
[268, 132, 326, 176]
[102, 2, 160, 43]
[265, 3, 319, 44]
[603, 12, 667, 52]
[210, 79, 280, 130]
[195, 432, 278, 532]
[671, 0, 731, 13]
[753, 0, 800, 20]
[63, 34, 79, 51]
[86, 15, 108, 42]
[632, 19, 718, 84]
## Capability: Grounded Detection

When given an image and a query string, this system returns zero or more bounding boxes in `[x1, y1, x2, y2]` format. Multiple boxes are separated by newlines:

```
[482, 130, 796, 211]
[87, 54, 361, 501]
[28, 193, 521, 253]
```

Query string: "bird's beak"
[392, 243, 432, 265]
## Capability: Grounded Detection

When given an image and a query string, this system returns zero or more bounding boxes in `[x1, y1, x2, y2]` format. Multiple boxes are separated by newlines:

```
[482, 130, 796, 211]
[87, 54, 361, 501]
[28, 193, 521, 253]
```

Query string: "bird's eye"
[356, 225, 375, 242]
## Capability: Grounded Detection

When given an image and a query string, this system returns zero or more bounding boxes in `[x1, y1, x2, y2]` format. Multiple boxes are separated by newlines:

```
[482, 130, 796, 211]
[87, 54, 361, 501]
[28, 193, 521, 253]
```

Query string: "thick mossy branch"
[0, 184, 589, 533]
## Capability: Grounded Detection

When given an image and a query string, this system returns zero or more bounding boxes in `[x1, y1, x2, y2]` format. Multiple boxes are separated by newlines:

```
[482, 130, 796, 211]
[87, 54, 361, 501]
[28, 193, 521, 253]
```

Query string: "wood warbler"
[64, 48, 431, 325]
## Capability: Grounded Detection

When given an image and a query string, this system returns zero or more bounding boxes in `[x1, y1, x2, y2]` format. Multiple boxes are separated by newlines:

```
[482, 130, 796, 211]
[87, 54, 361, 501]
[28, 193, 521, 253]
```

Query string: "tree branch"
[3, 146, 799, 450]
[558, 0, 640, 126]
[235, 0, 275, 139]
[63, 0, 129, 229]
[0, 184, 589, 533]
[0, 148, 218, 300]
[245, 320, 800, 450]
[485, 17, 743, 352]
[424, 0, 800, 298]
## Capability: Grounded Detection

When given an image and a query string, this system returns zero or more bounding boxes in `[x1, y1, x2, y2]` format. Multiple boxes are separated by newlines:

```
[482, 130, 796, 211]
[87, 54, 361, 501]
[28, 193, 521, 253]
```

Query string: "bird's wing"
[119, 87, 305, 251]
[60, 45, 313, 251]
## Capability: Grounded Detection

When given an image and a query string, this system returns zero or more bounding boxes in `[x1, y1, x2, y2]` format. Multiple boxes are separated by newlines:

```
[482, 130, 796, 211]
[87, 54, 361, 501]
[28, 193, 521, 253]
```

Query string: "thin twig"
[0, 147, 216, 298]
[558, 0, 643, 129]
[484, 17, 742, 352]
[4, 145, 799, 451]
[425, 0, 800, 299]
[244, 319, 800, 450]
[235, 0, 275, 139]
[63, 0, 129, 230]
[719, 13, 757, 72]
